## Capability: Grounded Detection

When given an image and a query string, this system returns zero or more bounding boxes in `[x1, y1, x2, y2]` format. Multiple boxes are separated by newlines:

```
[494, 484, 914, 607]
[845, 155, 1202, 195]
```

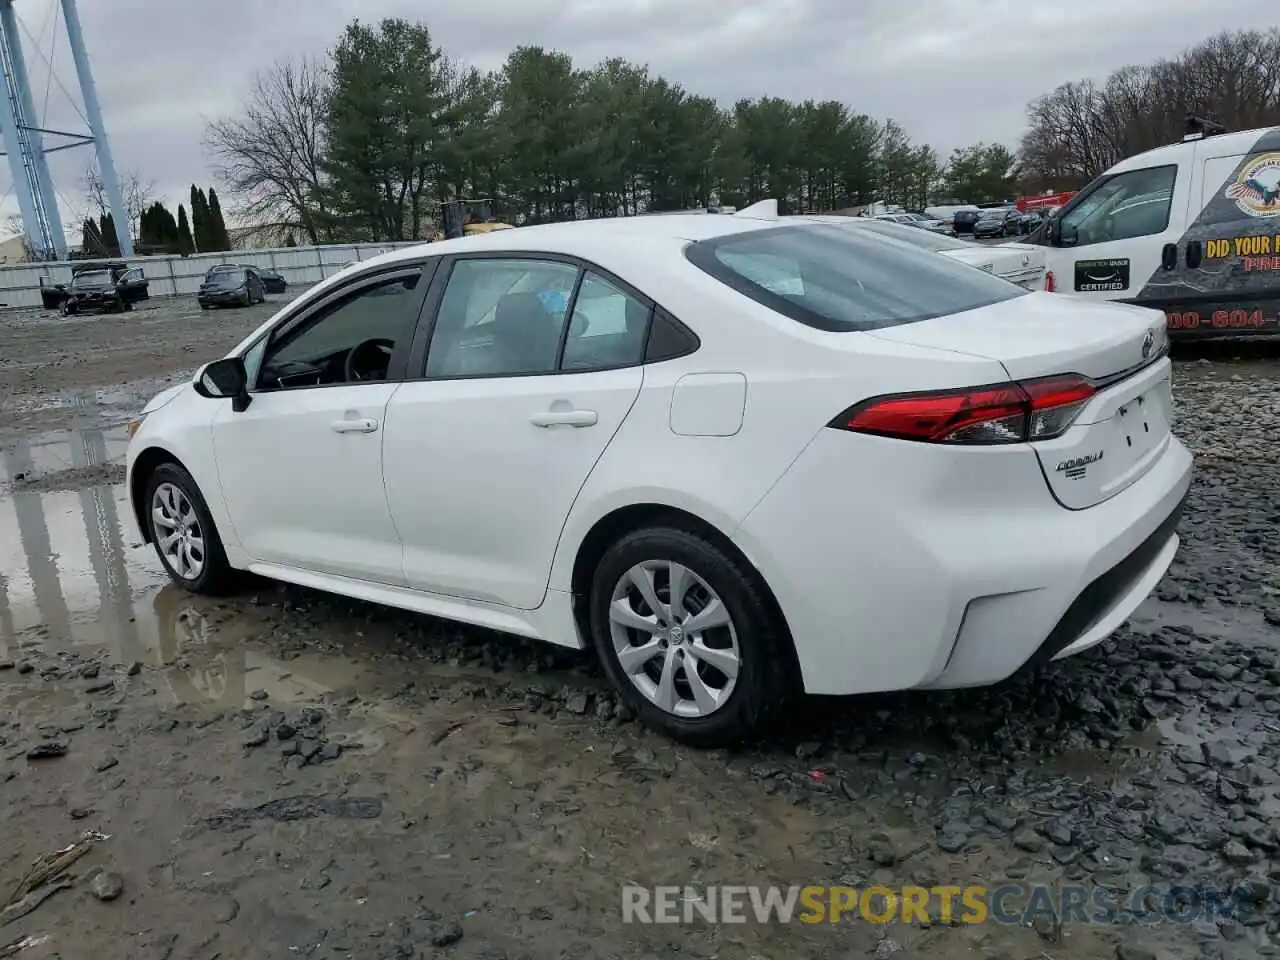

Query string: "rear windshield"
[685, 223, 1027, 332]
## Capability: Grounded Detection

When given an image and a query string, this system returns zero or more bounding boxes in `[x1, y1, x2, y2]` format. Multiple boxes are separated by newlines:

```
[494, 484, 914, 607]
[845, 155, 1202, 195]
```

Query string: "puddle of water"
[1129, 596, 1278, 648]
[0, 379, 190, 436]
[0, 444, 407, 746]
[0, 425, 130, 485]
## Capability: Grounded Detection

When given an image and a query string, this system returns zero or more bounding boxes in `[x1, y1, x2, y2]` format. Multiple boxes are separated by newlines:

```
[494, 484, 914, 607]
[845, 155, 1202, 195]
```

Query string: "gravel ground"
[2, 296, 1280, 960]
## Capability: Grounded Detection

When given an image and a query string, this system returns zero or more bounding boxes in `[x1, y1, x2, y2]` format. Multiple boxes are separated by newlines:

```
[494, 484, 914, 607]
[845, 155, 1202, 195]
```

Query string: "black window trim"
[247, 258, 439, 394]
[684, 222, 1028, 333]
[403, 250, 700, 383]
[1047, 163, 1179, 248]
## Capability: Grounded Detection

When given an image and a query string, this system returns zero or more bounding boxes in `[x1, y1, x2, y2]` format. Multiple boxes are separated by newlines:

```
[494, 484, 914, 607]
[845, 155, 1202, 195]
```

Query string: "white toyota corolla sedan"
[126, 201, 1192, 744]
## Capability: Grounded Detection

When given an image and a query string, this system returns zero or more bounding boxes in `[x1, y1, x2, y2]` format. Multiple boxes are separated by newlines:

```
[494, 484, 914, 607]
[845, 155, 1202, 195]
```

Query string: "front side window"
[686, 223, 1026, 332]
[258, 271, 422, 390]
[425, 258, 579, 378]
[1057, 165, 1176, 246]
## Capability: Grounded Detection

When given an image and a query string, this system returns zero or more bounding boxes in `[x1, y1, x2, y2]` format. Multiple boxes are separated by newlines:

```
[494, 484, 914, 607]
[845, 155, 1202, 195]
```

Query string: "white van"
[1030, 121, 1280, 338]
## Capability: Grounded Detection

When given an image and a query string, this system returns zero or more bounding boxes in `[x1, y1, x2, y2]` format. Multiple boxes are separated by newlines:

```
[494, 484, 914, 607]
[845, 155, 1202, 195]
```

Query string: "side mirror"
[193, 357, 251, 411]
[1054, 219, 1079, 248]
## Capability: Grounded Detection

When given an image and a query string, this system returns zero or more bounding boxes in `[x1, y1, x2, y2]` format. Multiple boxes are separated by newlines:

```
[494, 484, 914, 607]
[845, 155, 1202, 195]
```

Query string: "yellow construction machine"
[434, 199, 513, 241]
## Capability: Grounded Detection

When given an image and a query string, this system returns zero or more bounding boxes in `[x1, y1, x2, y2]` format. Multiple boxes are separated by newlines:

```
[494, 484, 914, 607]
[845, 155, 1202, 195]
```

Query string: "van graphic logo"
[1225, 153, 1280, 217]
[1074, 258, 1129, 292]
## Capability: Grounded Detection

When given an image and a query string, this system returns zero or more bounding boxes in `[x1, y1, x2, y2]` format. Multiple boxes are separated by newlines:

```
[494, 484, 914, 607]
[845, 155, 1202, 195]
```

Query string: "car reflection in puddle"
[1, 432, 408, 749]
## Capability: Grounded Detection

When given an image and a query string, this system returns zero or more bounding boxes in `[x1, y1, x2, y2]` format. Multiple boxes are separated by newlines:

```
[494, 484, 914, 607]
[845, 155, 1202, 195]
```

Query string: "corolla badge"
[1057, 450, 1103, 480]
[1225, 152, 1280, 217]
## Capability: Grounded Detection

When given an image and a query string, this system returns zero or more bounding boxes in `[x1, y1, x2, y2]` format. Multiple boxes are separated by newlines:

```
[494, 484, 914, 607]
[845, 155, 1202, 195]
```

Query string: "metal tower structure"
[0, 0, 132, 260]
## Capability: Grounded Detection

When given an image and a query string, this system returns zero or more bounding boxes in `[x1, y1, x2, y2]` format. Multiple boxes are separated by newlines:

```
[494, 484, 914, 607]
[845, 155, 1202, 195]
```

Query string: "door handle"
[529, 409, 598, 428]
[330, 417, 379, 434]
[1160, 243, 1177, 271]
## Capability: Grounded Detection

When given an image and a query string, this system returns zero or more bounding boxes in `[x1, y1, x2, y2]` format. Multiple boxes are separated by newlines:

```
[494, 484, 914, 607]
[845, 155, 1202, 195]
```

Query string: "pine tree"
[100, 213, 119, 256]
[190, 184, 209, 251]
[81, 218, 103, 256]
[177, 204, 194, 255]
[208, 187, 230, 250]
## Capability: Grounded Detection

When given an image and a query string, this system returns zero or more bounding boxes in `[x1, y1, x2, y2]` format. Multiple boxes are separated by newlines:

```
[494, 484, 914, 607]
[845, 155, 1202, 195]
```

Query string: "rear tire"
[144, 463, 240, 596]
[589, 526, 793, 746]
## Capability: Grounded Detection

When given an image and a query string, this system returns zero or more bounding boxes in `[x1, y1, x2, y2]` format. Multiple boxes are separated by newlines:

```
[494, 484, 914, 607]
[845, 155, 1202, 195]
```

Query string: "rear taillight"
[1044, 271, 1057, 292]
[831, 374, 1097, 445]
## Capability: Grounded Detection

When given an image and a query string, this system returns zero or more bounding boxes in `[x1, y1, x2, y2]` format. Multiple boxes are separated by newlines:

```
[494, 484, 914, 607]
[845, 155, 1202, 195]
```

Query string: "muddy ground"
[2, 297, 1280, 960]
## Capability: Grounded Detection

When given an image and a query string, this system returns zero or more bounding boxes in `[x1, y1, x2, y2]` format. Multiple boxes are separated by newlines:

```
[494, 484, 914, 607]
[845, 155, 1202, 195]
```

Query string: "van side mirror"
[1053, 219, 1079, 247]
[194, 357, 252, 411]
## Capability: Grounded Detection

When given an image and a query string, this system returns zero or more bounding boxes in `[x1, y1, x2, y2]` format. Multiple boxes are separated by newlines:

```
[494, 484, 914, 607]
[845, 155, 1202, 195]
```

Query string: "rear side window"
[685, 224, 1027, 332]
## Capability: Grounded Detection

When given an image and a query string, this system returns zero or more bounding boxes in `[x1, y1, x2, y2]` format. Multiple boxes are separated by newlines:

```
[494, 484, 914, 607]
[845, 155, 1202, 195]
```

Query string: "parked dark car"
[42, 261, 148, 310]
[1017, 211, 1043, 235]
[972, 209, 1018, 239]
[62, 265, 149, 314]
[952, 209, 983, 235]
[255, 266, 287, 294]
[198, 265, 267, 309]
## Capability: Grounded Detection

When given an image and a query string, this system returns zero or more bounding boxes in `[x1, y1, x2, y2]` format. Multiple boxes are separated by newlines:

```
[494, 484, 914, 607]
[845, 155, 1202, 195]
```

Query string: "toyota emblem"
[1141, 329, 1154, 359]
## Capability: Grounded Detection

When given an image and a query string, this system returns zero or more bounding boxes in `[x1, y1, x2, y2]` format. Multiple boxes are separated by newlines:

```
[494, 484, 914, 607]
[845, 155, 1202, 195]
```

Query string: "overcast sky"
[4, 0, 1278, 243]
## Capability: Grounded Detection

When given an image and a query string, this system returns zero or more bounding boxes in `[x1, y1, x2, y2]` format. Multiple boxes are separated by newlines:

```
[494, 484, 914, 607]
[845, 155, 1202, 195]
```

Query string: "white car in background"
[125, 201, 1189, 745]
[831, 216, 1047, 290]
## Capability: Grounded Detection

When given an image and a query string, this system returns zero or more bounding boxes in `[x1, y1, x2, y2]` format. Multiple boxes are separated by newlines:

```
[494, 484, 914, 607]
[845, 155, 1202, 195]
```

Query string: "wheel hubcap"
[152, 483, 205, 580]
[608, 560, 740, 718]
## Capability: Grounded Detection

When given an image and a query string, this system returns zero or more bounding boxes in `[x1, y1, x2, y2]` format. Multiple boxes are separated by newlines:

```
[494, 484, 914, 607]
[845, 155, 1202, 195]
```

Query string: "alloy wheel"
[152, 482, 205, 580]
[608, 560, 741, 718]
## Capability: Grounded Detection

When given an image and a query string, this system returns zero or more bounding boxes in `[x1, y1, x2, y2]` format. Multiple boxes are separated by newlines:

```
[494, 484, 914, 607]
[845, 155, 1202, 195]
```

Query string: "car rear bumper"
[734, 428, 1193, 696]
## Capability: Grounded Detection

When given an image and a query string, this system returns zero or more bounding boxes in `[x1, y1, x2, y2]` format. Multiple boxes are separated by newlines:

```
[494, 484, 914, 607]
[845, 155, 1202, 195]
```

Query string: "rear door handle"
[330, 417, 379, 434]
[529, 409, 598, 428]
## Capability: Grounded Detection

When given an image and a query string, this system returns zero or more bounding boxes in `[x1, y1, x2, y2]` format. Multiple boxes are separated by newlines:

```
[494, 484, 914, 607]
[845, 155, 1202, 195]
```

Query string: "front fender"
[126, 392, 243, 565]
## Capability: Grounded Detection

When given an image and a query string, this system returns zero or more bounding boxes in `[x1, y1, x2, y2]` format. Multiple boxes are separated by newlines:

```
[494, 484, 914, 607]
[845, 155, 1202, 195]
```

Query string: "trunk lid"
[868, 293, 1172, 509]
[866, 291, 1162, 382]
[942, 244, 1046, 290]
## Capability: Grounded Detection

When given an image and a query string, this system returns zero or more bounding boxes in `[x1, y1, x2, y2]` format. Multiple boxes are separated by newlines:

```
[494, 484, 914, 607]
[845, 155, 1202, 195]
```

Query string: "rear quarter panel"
[545, 244, 1010, 593]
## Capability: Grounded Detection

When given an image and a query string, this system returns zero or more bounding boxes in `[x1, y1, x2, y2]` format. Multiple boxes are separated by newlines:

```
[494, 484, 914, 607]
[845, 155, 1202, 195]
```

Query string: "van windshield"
[685, 223, 1027, 332]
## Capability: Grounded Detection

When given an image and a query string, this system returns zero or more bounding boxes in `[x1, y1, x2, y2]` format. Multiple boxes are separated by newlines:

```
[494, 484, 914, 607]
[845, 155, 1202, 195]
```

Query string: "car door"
[209, 261, 434, 583]
[1042, 161, 1194, 304]
[381, 255, 648, 610]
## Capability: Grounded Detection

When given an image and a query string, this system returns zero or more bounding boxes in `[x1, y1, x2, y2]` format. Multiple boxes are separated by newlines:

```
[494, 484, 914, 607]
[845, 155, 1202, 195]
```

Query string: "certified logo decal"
[1224, 153, 1280, 217]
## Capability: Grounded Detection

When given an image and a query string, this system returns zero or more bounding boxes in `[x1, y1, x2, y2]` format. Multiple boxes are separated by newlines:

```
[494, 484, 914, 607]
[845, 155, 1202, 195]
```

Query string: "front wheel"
[589, 526, 794, 746]
[145, 463, 240, 595]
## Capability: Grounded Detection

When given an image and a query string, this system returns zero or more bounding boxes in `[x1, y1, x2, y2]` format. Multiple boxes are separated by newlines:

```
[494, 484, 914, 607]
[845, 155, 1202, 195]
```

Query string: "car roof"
[355, 212, 790, 272]
[1109, 125, 1279, 175]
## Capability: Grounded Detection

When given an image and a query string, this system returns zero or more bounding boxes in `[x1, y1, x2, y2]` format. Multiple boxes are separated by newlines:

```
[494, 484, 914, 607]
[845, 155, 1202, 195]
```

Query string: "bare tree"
[1019, 28, 1280, 189]
[204, 56, 332, 244]
[82, 163, 154, 242]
